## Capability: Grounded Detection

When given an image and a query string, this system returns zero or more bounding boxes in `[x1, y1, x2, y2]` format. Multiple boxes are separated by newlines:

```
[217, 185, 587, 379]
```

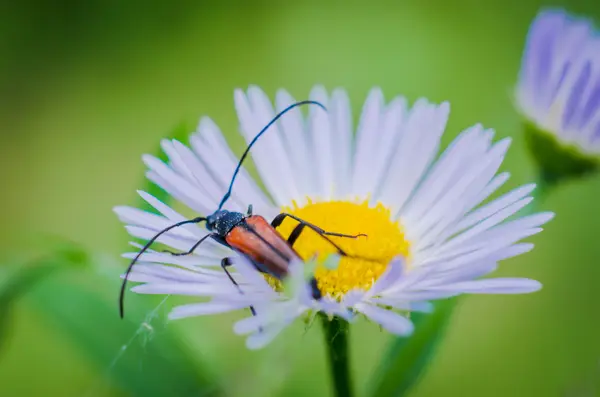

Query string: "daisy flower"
[115, 85, 552, 349]
[516, 9, 600, 182]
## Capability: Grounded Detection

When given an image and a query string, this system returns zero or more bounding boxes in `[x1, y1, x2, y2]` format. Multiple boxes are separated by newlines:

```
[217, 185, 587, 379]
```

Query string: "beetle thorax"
[207, 210, 245, 236]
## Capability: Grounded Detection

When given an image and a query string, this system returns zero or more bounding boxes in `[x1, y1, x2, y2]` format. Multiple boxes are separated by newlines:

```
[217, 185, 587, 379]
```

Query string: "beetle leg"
[221, 257, 258, 317]
[272, 213, 367, 239]
[270, 213, 287, 228]
[280, 223, 324, 300]
[221, 257, 234, 267]
[285, 222, 349, 256]
[162, 233, 214, 256]
[309, 277, 322, 300]
[286, 223, 305, 246]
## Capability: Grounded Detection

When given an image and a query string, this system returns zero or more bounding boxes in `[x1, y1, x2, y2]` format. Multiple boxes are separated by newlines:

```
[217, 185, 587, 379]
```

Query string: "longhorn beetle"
[119, 100, 366, 318]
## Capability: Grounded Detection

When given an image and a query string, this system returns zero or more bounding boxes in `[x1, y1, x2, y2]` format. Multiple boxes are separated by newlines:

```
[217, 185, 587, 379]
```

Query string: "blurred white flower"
[516, 9, 600, 181]
[115, 86, 551, 349]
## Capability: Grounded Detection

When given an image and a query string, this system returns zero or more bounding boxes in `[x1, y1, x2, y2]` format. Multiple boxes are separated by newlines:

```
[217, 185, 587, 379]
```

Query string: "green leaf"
[0, 244, 87, 355]
[22, 246, 223, 397]
[367, 299, 457, 397]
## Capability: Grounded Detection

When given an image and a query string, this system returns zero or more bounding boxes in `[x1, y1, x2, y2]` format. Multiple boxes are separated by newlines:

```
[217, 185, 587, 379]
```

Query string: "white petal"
[138, 191, 187, 223]
[426, 278, 542, 294]
[380, 100, 450, 215]
[356, 303, 414, 335]
[384, 290, 462, 301]
[131, 282, 248, 296]
[429, 225, 542, 264]
[436, 201, 547, 253]
[245, 325, 285, 350]
[275, 89, 315, 201]
[234, 88, 295, 206]
[169, 301, 251, 319]
[163, 138, 235, 211]
[489, 243, 535, 261]
[342, 289, 366, 307]
[167, 138, 227, 210]
[250, 86, 304, 201]
[352, 88, 385, 197]
[124, 226, 196, 251]
[409, 136, 511, 244]
[318, 297, 354, 320]
[142, 155, 214, 215]
[228, 256, 278, 295]
[414, 168, 510, 251]
[192, 118, 273, 213]
[126, 264, 225, 283]
[385, 262, 439, 295]
[369, 298, 434, 313]
[420, 261, 498, 287]
[469, 172, 511, 210]
[233, 303, 306, 335]
[122, 251, 224, 268]
[124, 225, 229, 258]
[370, 96, 408, 202]
[401, 124, 484, 223]
[233, 312, 270, 335]
[114, 205, 197, 240]
[329, 88, 353, 199]
[308, 85, 335, 200]
[451, 183, 536, 235]
[365, 257, 406, 297]
[160, 138, 196, 183]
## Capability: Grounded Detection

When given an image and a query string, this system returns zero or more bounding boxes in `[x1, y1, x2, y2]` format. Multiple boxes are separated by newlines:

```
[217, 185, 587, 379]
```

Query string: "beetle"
[119, 100, 366, 318]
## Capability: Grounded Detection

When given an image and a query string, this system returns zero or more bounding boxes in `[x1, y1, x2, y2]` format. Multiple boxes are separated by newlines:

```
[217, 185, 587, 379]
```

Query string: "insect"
[119, 100, 366, 318]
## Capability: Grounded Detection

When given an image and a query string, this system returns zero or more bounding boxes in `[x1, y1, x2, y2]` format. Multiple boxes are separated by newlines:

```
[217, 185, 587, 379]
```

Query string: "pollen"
[275, 199, 410, 300]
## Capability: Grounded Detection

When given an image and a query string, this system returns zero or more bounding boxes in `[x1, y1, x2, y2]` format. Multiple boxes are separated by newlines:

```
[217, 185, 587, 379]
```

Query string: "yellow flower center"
[274, 199, 410, 299]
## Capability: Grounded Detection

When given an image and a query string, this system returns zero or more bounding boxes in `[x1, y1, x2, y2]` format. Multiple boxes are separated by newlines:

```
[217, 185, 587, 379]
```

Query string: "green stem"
[321, 314, 353, 397]
[536, 169, 556, 205]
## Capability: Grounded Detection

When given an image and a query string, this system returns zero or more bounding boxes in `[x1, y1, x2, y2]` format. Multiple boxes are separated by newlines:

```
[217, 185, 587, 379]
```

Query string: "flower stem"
[320, 314, 353, 397]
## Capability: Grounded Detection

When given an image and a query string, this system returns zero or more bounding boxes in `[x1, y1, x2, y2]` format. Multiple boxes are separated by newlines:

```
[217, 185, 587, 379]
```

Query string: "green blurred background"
[1, 1, 600, 396]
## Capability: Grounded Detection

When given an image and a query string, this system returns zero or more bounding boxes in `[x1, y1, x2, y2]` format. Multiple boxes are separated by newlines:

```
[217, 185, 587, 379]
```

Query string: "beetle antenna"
[119, 216, 206, 319]
[217, 100, 327, 211]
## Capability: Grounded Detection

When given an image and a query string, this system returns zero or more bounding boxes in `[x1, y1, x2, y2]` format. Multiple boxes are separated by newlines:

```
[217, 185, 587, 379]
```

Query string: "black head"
[206, 210, 245, 236]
